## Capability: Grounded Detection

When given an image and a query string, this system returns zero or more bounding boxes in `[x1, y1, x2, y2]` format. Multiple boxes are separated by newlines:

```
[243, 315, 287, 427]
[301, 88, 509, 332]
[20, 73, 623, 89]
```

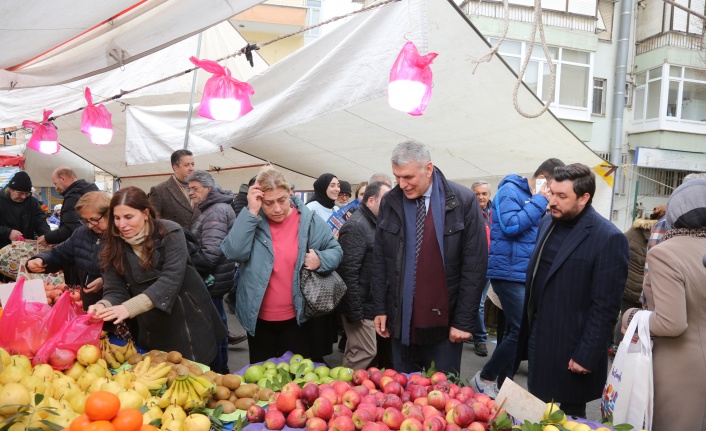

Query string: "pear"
[88, 377, 109, 394]
[0, 364, 28, 385]
[69, 391, 90, 414]
[45, 408, 78, 429]
[0, 383, 31, 415]
[10, 355, 31, 374]
[53, 375, 76, 387]
[117, 389, 144, 410]
[143, 405, 164, 424]
[130, 381, 151, 399]
[144, 396, 161, 408]
[76, 345, 101, 366]
[20, 375, 46, 394]
[31, 364, 55, 383]
[162, 405, 187, 423]
[85, 363, 108, 378]
[53, 383, 80, 403]
[77, 372, 99, 391]
[0, 347, 10, 367]
[100, 381, 123, 395]
[184, 414, 211, 431]
[162, 419, 184, 431]
[31, 392, 53, 419]
[113, 371, 136, 389]
[64, 362, 86, 381]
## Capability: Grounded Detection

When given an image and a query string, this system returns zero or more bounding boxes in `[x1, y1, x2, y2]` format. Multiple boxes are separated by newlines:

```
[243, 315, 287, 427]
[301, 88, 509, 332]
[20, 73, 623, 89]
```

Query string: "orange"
[84, 421, 116, 431]
[140, 425, 160, 431]
[111, 409, 143, 431]
[71, 414, 93, 431]
[85, 391, 121, 421]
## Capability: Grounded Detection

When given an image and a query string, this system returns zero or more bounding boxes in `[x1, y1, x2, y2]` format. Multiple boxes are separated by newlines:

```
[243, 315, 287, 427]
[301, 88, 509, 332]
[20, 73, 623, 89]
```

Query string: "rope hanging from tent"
[469, 0, 556, 119]
[42, 0, 401, 124]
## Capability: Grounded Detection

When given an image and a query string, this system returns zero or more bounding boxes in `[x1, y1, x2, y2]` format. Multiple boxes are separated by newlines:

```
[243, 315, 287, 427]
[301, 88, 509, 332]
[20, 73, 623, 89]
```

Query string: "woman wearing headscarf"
[622, 179, 706, 431]
[306, 173, 340, 222]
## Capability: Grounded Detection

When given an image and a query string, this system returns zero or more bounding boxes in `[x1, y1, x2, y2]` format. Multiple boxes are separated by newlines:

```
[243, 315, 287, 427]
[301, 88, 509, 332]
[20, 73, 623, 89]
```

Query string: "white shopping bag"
[601, 310, 653, 430]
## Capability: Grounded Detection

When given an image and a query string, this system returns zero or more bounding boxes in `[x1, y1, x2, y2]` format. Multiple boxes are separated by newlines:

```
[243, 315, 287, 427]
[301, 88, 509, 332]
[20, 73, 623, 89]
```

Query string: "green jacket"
[221, 195, 342, 336]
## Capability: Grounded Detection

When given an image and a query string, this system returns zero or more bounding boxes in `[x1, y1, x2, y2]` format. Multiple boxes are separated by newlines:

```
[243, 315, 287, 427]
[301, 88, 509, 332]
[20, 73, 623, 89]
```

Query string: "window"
[633, 67, 664, 121]
[489, 39, 593, 112]
[592, 78, 606, 115]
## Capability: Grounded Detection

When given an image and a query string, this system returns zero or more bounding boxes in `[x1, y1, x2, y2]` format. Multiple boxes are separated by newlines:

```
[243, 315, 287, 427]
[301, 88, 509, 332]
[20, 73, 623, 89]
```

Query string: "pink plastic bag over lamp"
[22, 109, 59, 154]
[189, 56, 254, 121]
[388, 41, 438, 116]
[81, 88, 113, 145]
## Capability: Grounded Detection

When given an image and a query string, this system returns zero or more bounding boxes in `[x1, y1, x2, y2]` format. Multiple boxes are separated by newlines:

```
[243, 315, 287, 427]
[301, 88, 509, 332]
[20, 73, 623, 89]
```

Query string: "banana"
[103, 348, 122, 369]
[133, 356, 152, 374]
[174, 380, 189, 407]
[159, 380, 178, 409]
[122, 340, 137, 358]
[182, 379, 206, 411]
[109, 344, 125, 363]
[140, 362, 172, 379]
[189, 376, 215, 396]
[137, 376, 168, 391]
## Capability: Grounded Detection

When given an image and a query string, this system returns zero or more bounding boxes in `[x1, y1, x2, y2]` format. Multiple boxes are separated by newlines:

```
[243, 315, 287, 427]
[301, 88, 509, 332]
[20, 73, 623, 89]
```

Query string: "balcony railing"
[463, 1, 597, 33]
[636, 32, 703, 54]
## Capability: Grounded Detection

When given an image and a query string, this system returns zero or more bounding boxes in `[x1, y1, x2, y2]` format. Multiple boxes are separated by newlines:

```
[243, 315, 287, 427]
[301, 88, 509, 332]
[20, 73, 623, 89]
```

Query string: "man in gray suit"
[149, 150, 200, 229]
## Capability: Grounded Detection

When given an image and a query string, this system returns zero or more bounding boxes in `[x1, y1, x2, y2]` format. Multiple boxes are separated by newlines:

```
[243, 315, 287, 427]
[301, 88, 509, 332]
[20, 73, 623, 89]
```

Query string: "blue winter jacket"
[221, 195, 342, 336]
[486, 174, 549, 282]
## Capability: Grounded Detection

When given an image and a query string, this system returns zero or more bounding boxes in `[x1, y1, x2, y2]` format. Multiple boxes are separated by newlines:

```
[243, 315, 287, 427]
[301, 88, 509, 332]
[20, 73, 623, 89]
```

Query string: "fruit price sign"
[494, 377, 546, 424]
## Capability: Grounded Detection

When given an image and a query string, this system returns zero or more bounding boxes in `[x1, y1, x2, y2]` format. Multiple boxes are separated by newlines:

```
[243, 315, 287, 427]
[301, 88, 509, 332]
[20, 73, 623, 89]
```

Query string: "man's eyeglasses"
[12, 190, 31, 198]
[79, 213, 106, 227]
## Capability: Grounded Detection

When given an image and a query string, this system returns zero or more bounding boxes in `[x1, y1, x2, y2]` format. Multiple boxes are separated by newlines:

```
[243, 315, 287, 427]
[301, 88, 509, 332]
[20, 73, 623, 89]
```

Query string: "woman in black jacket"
[27, 191, 111, 310]
[87, 187, 226, 364]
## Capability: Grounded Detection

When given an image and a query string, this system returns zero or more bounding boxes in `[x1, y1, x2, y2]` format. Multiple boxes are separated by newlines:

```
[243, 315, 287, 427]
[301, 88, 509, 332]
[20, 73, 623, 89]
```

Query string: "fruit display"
[99, 334, 138, 370]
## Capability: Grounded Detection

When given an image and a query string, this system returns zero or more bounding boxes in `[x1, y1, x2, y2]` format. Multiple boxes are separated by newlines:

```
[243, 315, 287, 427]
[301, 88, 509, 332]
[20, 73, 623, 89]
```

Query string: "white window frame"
[592, 78, 607, 116]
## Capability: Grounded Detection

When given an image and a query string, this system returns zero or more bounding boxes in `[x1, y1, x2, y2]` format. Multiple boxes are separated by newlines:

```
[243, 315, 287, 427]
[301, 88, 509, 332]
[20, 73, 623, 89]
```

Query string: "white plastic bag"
[601, 310, 653, 430]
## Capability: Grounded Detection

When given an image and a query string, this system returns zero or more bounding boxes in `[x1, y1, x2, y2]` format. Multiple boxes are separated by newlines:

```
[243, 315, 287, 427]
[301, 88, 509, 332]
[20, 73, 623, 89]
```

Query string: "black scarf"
[307, 173, 337, 209]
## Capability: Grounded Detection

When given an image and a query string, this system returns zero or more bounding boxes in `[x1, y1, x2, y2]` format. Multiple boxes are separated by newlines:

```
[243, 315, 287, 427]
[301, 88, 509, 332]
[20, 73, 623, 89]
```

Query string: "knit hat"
[339, 181, 352, 196]
[8, 171, 32, 192]
[666, 179, 706, 229]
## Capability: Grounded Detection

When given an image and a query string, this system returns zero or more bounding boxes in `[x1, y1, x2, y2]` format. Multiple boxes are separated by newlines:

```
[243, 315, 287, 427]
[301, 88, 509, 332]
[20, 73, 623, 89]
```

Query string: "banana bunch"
[131, 356, 171, 391]
[158, 375, 216, 410]
[99, 334, 138, 369]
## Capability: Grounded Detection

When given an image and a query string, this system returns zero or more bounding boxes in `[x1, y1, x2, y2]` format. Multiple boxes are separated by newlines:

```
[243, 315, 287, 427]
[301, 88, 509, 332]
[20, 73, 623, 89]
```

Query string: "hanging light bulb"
[22, 109, 60, 154]
[81, 87, 113, 145]
[189, 56, 254, 121]
[388, 41, 438, 116]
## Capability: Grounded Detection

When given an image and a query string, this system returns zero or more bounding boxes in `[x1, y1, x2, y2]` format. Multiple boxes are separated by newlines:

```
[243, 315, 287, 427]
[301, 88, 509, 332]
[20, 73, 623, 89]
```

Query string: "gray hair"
[391, 141, 431, 167]
[471, 180, 489, 189]
[683, 173, 706, 183]
[369, 172, 393, 186]
[186, 170, 216, 188]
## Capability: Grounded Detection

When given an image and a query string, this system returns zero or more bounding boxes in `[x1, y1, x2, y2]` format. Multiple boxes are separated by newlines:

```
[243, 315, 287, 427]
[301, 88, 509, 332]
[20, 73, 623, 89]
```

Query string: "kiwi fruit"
[221, 374, 241, 390]
[234, 384, 256, 399]
[214, 386, 231, 401]
[215, 375, 224, 386]
[227, 393, 238, 403]
[166, 351, 183, 363]
[215, 400, 236, 414]
[188, 364, 204, 376]
[207, 397, 219, 409]
[234, 398, 256, 411]
[127, 354, 143, 365]
[151, 356, 165, 364]
[257, 388, 274, 401]
[167, 370, 177, 387]
[174, 365, 190, 376]
[203, 371, 218, 381]
[179, 359, 191, 366]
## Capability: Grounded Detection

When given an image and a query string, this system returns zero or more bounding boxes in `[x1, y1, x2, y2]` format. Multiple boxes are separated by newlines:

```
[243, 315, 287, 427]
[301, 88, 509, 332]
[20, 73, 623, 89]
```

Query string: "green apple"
[319, 376, 334, 384]
[303, 372, 319, 382]
[244, 365, 266, 383]
[290, 361, 303, 375]
[330, 366, 343, 380]
[257, 377, 273, 388]
[289, 354, 304, 365]
[293, 377, 307, 385]
[299, 359, 315, 375]
[264, 369, 278, 378]
[276, 362, 290, 372]
[314, 366, 330, 379]
[262, 361, 277, 370]
[338, 367, 353, 382]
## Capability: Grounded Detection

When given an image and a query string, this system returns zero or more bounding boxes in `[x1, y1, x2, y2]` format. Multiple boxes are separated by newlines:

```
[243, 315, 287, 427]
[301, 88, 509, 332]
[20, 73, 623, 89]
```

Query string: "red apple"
[392, 373, 408, 388]
[417, 377, 431, 387]
[445, 410, 454, 425]
[307, 417, 328, 431]
[383, 369, 398, 377]
[382, 394, 403, 410]
[276, 390, 298, 413]
[247, 405, 266, 423]
[296, 399, 307, 410]
[334, 381, 352, 396]
[444, 424, 461, 431]
[432, 381, 450, 393]
[312, 397, 334, 420]
[352, 407, 376, 430]
[382, 407, 405, 430]
[384, 382, 403, 396]
[353, 369, 370, 385]
[362, 422, 384, 431]
[301, 383, 320, 407]
[401, 391, 411, 403]
[470, 402, 490, 422]
[413, 397, 429, 407]
[467, 422, 488, 431]
[361, 395, 379, 407]
[343, 389, 362, 410]
[457, 386, 474, 398]
[352, 385, 370, 397]
[286, 408, 308, 428]
[426, 391, 446, 411]
[332, 415, 357, 431]
[282, 381, 302, 398]
[444, 399, 461, 414]
[474, 393, 491, 407]
[369, 371, 384, 388]
[265, 410, 286, 430]
[362, 380, 377, 391]
[357, 403, 378, 417]
[333, 404, 353, 418]
[422, 406, 442, 419]
[423, 417, 445, 431]
[373, 391, 386, 405]
[367, 367, 381, 374]
[320, 387, 340, 405]
[451, 404, 475, 428]
[376, 407, 385, 422]
[402, 405, 424, 422]
[408, 385, 428, 402]
[430, 372, 447, 385]
[400, 418, 424, 431]
[380, 376, 394, 389]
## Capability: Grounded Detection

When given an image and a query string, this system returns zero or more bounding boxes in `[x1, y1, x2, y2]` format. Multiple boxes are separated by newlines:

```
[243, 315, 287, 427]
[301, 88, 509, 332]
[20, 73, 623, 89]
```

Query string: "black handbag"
[299, 224, 346, 318]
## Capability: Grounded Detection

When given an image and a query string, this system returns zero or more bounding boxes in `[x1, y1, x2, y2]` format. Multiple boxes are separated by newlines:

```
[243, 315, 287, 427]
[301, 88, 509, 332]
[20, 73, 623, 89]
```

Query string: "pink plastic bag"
[42, 290, 85, 336]
[0, 277, 52, 357]
[388, 41, 438, 116]
[189, 56, 254, 121]
[81, 87, 113, 145]
[21, 109, 60, 154]
[33, 314, 102, 369]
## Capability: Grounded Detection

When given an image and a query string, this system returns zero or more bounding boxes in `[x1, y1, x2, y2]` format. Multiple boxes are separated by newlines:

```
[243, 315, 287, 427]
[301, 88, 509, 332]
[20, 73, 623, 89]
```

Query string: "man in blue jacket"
[471, 158, 564, 398]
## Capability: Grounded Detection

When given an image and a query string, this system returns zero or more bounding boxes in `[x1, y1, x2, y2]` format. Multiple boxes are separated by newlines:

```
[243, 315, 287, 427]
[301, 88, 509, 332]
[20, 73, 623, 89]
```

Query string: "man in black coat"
[338, 181, 391, 369]
[516, 164, 629, 418]
[372, 141, 488, 374]
[0, 171, 51, 250]
[39, 167, 98, 247]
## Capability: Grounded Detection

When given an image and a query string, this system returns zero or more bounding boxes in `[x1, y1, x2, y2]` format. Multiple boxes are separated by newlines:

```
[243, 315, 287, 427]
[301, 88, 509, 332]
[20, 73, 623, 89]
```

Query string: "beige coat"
[635, 236, 706, 431]
[149, 176, 200, 229]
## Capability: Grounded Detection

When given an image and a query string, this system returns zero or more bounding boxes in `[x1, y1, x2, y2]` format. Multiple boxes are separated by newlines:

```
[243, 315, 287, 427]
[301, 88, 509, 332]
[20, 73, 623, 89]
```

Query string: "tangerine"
[71, 414, 92, 431]
[85, 391, 121, 421]
[111, 409, 143, 431]
[84, 421, 116, 431]
[141, 425, 160, 431]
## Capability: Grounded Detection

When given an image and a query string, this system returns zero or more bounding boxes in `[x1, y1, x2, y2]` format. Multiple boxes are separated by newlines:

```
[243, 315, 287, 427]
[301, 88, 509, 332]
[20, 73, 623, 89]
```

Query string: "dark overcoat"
[516, 205, 629, 404]
[149, 176, 200, 229]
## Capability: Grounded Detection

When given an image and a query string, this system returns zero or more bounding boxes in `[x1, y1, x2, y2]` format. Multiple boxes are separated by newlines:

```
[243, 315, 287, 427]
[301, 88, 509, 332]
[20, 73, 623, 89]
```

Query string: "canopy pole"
[183, 32, 203, 150]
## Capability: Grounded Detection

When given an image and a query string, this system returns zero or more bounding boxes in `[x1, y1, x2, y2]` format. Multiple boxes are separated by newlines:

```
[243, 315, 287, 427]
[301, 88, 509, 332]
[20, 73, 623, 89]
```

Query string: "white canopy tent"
[1, 0, 614, 214]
